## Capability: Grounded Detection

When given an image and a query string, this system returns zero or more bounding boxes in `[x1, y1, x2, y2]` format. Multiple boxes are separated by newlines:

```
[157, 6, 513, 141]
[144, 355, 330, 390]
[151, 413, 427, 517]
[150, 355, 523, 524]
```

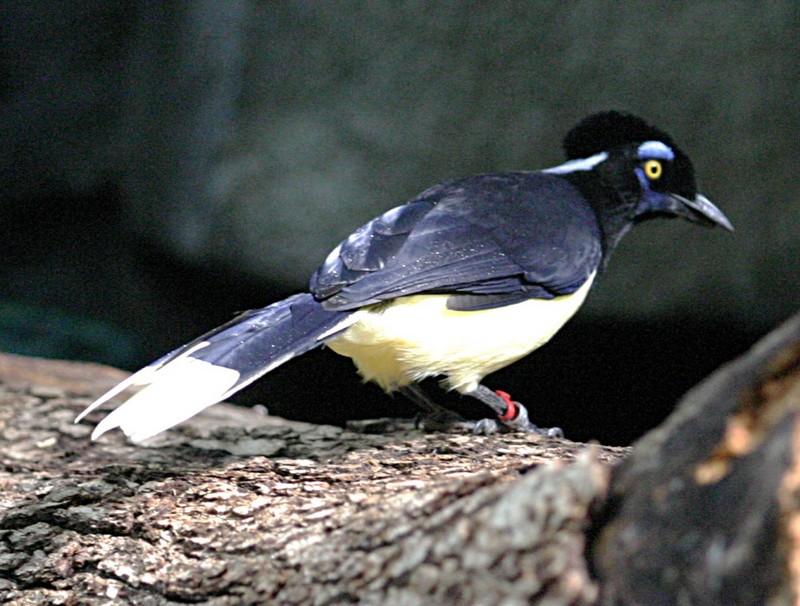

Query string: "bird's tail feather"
[76, 293, 354, 442]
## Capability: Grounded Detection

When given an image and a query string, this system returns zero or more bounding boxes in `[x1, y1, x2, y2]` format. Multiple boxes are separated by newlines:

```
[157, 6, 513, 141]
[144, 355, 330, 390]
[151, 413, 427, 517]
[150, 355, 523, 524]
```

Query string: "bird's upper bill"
[668, 192, 734, 232]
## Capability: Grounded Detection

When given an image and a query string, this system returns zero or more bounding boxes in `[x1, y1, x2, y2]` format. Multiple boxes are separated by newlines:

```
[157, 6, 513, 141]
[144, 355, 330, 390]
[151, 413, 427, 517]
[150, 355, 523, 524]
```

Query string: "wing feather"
[310, 172, 602, 310]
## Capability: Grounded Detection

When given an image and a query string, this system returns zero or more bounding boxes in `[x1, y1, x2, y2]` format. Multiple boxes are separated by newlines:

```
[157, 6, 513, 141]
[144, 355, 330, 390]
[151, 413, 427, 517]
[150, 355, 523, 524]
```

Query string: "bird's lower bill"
[327, 273, 596, 393]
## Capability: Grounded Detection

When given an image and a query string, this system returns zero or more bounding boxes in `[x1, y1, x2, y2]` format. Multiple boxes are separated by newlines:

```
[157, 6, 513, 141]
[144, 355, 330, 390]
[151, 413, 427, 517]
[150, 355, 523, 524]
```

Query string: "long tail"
[76, 293, 355, 442]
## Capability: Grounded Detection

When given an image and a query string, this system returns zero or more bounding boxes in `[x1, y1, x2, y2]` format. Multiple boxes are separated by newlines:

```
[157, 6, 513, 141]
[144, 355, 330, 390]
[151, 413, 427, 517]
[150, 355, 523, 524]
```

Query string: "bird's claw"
[471, 419, 564, 437]
[472, 398, 565, 438]
[472, 418, 500, 435]
[541, 425, 565, 439]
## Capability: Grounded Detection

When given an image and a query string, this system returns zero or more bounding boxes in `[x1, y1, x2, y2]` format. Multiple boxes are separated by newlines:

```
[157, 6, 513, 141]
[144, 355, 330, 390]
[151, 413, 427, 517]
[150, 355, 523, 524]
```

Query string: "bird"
[76, 111, 733, 443]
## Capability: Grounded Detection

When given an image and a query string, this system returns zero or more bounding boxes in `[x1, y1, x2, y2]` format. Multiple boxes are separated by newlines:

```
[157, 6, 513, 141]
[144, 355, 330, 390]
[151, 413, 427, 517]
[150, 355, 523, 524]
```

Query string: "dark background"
[1, 2, 796, 444]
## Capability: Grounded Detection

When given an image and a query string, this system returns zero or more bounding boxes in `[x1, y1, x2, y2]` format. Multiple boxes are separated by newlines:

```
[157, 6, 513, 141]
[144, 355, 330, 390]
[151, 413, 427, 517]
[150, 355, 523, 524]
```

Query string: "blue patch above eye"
[637, 140, 675, 161]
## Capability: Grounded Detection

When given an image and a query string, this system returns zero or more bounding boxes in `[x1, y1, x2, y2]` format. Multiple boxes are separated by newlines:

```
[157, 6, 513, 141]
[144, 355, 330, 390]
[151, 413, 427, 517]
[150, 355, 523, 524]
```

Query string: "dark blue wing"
[310, 172, 602, 311]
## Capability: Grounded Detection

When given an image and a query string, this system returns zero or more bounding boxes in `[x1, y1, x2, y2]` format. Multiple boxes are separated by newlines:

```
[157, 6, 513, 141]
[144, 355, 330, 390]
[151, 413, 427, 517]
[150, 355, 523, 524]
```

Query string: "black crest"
[563, 111, 678, 160]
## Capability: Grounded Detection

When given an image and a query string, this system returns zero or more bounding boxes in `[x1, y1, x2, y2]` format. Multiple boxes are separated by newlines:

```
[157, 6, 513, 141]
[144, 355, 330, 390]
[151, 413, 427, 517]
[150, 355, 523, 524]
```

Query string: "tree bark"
[592, 311, 800, 605]
[0, 353, 623, 605]
[3, 311, 800, 605]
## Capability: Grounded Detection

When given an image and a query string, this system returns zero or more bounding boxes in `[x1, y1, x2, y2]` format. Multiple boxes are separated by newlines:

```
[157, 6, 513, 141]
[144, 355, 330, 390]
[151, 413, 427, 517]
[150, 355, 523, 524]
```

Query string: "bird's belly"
[327, 273, 595, 393]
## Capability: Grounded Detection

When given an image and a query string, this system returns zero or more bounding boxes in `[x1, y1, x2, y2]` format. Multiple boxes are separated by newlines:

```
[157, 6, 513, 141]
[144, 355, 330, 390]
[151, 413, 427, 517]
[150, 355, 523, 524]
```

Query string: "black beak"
[671, 193, 734, 232]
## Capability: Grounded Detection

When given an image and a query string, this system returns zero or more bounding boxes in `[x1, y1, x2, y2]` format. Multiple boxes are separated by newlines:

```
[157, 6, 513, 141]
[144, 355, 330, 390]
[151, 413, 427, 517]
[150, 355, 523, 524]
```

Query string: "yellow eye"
[644, 159, 663, 180]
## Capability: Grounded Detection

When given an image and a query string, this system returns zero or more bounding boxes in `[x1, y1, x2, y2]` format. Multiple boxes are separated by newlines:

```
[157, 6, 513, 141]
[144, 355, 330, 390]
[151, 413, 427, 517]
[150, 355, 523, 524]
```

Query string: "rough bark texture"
[592, 310, 800, 605]
[4, 311, 800, 605]
[0, 353, 624, 605]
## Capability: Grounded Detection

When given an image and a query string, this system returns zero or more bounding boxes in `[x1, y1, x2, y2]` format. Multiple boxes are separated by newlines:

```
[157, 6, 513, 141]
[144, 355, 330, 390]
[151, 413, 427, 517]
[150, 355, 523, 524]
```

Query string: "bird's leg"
[467, 384, 564, 438]
[398, 384, 469, 430]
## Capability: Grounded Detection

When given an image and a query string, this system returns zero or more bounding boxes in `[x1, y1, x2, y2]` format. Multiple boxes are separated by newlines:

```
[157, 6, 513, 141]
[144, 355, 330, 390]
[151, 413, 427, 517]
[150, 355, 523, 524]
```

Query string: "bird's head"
[560, 111, 734, 235]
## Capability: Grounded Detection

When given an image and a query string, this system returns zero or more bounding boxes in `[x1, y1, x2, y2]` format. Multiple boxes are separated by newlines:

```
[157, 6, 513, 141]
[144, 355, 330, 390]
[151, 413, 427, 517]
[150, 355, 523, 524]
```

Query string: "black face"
[637, 146, 696, 200]
[563, 111, 733, 232]
[630, 140, 696, 218]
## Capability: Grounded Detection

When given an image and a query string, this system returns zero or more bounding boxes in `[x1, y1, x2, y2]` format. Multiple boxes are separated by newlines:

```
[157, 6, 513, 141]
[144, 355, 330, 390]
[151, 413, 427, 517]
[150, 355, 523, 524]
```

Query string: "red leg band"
[495, 390, 518, 422]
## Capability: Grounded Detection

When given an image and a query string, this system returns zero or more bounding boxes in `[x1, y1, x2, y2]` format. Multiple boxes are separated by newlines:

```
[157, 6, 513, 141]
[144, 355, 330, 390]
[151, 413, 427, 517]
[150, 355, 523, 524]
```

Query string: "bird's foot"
[470, 415, 564, 437]
[399, 383, 563, 437]
[469, 387, 564, 438]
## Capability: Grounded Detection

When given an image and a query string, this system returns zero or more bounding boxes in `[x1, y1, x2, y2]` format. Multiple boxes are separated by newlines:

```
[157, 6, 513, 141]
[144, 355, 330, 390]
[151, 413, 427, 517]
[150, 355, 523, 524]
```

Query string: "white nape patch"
[637, 140, 674, 160]
[327, 273, 596, 394]
[90, 357, 240, 443]
[541, 152, 608, 175]
[75, 341, 211, 423]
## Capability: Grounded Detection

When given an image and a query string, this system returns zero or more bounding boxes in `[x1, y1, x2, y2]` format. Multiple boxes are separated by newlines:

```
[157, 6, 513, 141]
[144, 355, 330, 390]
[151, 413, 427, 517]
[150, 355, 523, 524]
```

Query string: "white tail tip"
[81, 355, 239, 443]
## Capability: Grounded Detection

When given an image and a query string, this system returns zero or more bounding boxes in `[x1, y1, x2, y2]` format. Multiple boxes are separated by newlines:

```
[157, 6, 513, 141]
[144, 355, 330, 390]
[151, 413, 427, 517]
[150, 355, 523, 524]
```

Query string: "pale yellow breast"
[326, 273, 596, 394]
